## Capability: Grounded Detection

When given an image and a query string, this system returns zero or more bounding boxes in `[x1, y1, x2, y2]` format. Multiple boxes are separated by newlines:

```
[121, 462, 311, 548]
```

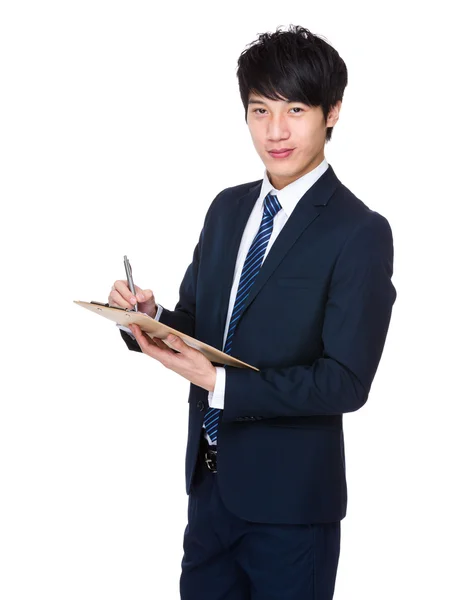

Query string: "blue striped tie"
[203, 192, 282, 443]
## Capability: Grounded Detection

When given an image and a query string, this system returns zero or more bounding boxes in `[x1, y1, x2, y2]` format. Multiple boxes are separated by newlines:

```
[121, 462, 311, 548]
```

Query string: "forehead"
[248, 93, 300, 106]
[249, 93, 286, 102]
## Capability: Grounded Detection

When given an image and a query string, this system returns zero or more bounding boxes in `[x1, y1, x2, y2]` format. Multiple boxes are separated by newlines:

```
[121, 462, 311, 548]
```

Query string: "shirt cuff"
[117, 303, 164, 338]
[207, 367, 226, 409]
[154, 303, 163, 321]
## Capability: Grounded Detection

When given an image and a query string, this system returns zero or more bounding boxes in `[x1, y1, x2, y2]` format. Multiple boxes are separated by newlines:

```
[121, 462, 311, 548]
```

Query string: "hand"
[108, 280, 157, 318]
[127, 324, 217, 393]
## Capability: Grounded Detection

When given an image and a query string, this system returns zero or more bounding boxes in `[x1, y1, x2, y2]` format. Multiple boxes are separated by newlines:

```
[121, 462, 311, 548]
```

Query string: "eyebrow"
[248, 98, 291, 105]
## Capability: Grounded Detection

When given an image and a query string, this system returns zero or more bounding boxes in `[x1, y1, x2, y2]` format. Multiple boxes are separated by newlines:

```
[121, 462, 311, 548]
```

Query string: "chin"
[269, 165, 298, 177]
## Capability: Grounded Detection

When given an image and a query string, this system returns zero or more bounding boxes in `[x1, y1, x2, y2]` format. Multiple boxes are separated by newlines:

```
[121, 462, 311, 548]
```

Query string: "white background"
[1, 1, 461, 598]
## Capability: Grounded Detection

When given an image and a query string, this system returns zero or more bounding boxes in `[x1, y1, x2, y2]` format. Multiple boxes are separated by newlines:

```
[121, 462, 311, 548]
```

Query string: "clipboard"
[74, 300, 259, 372]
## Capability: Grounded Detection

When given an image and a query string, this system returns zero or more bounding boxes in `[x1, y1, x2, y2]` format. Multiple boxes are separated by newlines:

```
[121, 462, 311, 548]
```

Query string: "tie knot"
[263, 193, 282, 219]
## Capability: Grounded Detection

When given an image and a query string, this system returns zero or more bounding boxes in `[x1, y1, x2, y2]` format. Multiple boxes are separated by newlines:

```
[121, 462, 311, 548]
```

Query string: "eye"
[250, 106, 304, 115]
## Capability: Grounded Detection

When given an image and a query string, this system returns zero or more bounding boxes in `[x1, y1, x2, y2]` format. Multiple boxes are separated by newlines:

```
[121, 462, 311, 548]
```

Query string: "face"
[246, 93, 341, 190]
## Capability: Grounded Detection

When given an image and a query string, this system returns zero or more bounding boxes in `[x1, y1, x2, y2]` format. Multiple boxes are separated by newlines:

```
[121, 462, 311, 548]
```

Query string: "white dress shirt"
[124, 158, 329, 446]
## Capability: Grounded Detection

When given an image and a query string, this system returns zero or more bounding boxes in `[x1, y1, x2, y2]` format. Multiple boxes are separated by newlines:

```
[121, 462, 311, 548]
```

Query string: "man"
[109, 25, 396, 600]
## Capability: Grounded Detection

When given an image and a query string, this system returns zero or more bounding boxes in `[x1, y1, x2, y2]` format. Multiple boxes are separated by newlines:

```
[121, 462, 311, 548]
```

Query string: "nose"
[266, 113, 290, 141]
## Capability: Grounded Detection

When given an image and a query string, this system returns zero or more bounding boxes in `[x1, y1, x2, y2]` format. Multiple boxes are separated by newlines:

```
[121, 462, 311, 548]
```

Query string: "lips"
[268, 149, 294, 159]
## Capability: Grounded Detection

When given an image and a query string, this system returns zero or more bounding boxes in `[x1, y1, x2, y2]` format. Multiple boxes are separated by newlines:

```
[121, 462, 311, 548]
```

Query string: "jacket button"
[197, 400, 205, 411]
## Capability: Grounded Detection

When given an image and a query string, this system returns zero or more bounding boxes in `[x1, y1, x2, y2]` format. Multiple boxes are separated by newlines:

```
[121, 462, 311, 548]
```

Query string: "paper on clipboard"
[74, 301, 259, 371]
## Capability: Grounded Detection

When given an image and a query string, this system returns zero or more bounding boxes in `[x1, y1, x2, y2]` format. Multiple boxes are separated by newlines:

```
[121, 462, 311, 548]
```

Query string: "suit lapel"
[241, 165, 340, 317]
[214, 164, 340, 349]
[214, 181, 262, 348]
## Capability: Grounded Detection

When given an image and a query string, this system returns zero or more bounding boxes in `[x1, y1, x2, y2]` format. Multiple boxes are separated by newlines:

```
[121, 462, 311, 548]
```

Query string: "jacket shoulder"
[332, 180, 393, 233]
[204, 179, 262, 223]
[218, 179, 262, 201]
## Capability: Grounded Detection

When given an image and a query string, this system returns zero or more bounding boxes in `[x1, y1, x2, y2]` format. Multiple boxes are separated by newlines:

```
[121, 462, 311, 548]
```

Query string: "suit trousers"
[180, 446, 341, 600]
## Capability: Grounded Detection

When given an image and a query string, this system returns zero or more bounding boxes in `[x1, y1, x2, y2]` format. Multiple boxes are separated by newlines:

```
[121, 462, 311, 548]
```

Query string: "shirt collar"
[258, 158, 329, 217]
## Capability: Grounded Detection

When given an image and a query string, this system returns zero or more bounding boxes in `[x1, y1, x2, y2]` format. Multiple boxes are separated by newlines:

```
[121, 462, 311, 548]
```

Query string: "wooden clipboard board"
[74, 301, 259, 371]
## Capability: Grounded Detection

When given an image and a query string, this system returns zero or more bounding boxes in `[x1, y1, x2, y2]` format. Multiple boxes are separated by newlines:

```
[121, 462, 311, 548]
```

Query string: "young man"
[111, 25, 396, 600]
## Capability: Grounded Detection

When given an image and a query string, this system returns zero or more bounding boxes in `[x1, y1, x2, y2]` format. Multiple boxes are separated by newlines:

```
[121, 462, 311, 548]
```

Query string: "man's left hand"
[128, 324, 217, 393]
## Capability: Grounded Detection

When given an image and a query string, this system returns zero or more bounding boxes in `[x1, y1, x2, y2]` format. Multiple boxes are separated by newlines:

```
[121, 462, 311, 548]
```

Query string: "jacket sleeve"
[222, 211, 397, 422]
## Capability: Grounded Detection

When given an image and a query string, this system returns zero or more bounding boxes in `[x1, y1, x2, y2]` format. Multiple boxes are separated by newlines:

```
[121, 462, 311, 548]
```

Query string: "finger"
[152, 336, 171, 349]
[113, 279, 137, 307]
[133, 285, 144, 302]
[143, 332, 162, 348]
[130, 326, 172, 360]
[133, 285, 150, 303]
[129, 324, 151, 349]
[109, 289, 132, 309]
[129, 324, 161, 345]
[130, 323, 154, 341]
[165, 334, 188, 353]
[134, 287, 154, 304]
[147, 335, 168, 349]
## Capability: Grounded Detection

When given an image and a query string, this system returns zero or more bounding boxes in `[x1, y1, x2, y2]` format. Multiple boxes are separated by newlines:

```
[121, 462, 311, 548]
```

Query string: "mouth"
[268, 149, 294, 159]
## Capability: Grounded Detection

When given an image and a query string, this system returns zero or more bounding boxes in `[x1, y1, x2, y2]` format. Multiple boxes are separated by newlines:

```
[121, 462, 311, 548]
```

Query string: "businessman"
[109, 25, 397, 600]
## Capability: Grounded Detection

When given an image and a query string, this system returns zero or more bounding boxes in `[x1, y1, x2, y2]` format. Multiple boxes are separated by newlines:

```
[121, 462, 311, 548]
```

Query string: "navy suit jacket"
[121, 164, 397, 524]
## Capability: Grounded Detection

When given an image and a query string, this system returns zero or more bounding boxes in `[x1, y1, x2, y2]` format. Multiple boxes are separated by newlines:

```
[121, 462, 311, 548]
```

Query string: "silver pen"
[124, 255, 138, 311]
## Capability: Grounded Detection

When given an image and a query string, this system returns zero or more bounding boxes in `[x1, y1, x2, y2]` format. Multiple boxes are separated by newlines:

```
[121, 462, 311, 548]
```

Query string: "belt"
[200, 435, 217, 473]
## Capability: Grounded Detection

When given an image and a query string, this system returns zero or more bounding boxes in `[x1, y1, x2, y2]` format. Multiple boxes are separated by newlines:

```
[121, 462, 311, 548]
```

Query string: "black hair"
[236, 25, 348, 142]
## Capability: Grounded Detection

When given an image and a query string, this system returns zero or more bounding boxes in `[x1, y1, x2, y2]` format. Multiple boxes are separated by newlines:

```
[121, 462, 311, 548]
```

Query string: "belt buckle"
[204, 449, 217, 473]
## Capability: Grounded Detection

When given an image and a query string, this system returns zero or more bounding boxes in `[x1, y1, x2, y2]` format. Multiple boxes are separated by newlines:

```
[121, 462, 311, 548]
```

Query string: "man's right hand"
[108, 280, 157, 318]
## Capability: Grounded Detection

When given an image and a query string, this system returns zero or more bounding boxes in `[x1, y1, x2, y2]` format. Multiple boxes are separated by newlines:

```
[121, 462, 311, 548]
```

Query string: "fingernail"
[137, 293, 145, 301]
[130, 296, 136, 304]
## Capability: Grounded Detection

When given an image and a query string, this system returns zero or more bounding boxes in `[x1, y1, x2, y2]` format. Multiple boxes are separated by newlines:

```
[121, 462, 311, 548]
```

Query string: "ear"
[326, 101, 342, 127]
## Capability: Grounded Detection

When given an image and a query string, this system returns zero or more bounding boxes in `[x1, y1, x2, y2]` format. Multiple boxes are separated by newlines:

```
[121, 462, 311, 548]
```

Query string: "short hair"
[236, 25, 348, 142]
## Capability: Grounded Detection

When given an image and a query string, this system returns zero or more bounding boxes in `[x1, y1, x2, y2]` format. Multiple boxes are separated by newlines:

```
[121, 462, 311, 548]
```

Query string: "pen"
[123, 255, 138, 311]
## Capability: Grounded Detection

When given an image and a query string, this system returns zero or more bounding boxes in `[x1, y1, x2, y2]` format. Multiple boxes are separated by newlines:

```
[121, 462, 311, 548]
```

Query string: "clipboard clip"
[90, 301, 129, 312]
